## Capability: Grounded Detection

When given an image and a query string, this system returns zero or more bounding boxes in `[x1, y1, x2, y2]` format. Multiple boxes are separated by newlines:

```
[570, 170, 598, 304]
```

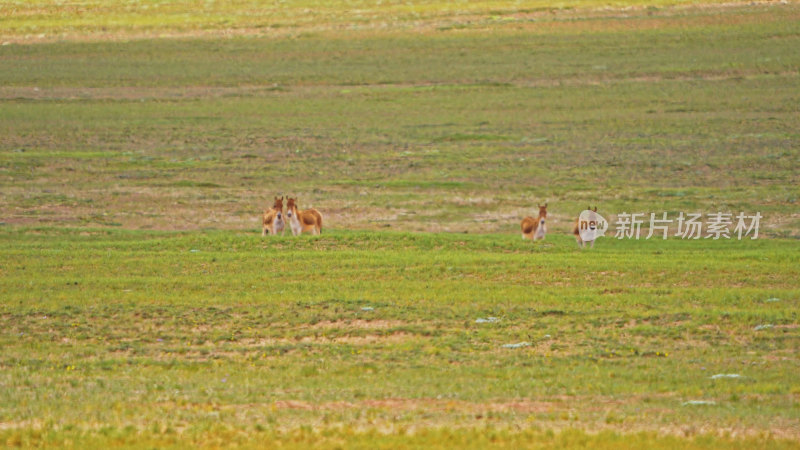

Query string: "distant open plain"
[1, 0, 799, 447]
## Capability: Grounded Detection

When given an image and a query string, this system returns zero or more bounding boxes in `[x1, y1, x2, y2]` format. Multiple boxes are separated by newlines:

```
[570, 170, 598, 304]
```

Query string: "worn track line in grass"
[2, 70, 798, 101]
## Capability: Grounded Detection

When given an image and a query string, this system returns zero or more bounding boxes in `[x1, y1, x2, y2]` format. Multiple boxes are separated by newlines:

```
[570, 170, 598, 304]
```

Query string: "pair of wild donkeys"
[521, 203, 601, 248]
[262, 196, 322, 236]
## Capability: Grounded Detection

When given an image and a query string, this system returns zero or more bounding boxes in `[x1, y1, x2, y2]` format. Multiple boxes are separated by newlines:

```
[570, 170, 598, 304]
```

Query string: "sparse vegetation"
[1, 230, 798, 446]
[1, 0, 798, 447]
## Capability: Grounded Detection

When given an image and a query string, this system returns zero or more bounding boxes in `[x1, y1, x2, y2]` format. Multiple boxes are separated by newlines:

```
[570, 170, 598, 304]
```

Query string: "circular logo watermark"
[577, 209, 608, 242]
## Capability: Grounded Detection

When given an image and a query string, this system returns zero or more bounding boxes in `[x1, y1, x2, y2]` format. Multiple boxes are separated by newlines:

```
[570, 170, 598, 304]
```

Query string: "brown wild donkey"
[262, 196, 286, 236]
[521, 203, 547, 241]
[286, 197, 323, 235]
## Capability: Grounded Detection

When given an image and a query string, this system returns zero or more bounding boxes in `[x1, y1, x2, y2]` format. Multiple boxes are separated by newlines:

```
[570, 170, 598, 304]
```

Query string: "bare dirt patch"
[264, 398, 562, 414]
[0, 86, 283, 101]
[304, 319, 408, 330]
[299, 333, 414, 345]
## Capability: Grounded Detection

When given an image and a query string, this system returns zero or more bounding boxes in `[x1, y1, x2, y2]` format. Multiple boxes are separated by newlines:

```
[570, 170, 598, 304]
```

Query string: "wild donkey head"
[537, 203, 548, 227]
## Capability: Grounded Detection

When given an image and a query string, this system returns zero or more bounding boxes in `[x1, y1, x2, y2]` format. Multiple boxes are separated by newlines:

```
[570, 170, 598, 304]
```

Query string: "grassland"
[2, 3, 799, 235]
[0, 0, 774, 42]
[1, 0, 799, 447]
[1, 230, 799, 447]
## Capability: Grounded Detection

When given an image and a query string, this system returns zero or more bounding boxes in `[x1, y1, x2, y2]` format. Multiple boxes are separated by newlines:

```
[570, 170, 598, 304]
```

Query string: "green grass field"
[2, 230, 799, 447]
[1, 0, 799, 447]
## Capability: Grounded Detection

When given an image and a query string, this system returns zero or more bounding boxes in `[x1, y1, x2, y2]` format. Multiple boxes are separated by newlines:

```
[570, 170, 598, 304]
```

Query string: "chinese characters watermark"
[613, 212, 761, 240]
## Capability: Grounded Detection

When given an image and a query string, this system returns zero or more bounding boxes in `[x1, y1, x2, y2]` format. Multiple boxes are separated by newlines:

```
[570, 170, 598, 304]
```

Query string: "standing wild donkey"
[286, 197, 323, 235]
[262, 196, 286, 236]
[573, 206, 600, 248]
[521, 203, 547, 241]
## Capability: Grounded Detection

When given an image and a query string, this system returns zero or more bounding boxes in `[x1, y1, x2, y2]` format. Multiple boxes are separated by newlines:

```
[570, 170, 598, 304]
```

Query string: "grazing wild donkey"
[521, 203, 547, 241]
[286, 197, 323, 236]
[573, 206, 599, 248]
[262, 196, 286, 236]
